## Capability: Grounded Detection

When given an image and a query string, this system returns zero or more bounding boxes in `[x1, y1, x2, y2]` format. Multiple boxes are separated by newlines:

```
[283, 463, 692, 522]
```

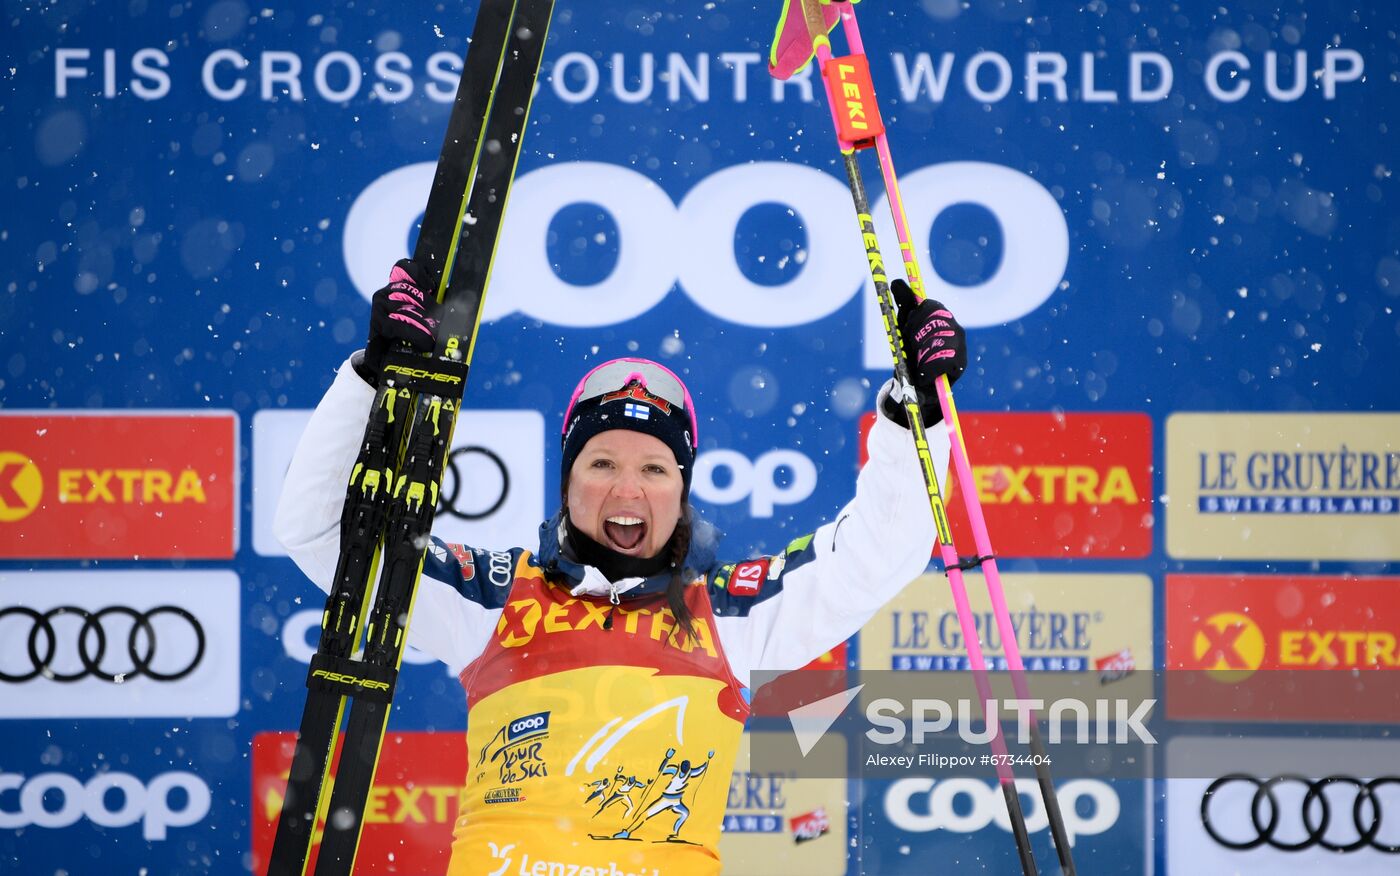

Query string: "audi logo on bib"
[0, 605, 205, 684]
[0, 570, 240, 719]
[1201, 774, 1400, 854]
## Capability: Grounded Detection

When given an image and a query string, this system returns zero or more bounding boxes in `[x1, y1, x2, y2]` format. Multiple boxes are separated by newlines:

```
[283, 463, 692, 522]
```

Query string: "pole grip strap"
[945, 554, 995, 573]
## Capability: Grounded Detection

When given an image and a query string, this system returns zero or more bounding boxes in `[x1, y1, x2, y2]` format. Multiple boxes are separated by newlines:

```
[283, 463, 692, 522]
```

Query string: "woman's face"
[567, 430, 684, 559]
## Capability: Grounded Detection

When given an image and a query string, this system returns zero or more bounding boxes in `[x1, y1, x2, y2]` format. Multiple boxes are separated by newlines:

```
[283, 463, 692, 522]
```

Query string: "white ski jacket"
[274, 354, 948, 688]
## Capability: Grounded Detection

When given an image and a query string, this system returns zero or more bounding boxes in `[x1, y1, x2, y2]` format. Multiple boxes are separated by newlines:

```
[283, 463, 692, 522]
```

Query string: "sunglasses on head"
[565, 358, 698, 447]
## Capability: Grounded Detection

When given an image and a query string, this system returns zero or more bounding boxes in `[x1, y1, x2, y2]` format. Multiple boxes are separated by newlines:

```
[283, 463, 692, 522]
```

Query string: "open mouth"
[603, 515, 648, 553]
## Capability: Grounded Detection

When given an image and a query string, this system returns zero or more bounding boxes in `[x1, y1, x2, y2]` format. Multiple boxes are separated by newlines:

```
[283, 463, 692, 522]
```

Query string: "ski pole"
[782, 2, 1038, 873]
[826, 3, 1078, 871]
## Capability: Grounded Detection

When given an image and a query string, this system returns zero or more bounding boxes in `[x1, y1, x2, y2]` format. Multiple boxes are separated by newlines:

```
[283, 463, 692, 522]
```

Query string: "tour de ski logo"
[476, 711, 550, 804]
[583, 746, 716, 844]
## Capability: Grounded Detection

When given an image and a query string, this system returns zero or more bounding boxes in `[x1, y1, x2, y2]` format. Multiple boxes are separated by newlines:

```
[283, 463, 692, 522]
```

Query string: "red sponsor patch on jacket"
[728, 559, 770, 596]
[448, 543, 476, 582]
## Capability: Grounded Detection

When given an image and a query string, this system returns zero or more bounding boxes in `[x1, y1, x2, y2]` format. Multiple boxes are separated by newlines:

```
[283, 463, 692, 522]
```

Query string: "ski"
[771, 1, 1077, 874]
[310, 0, 555, 872]
[263, 1, 553, 874]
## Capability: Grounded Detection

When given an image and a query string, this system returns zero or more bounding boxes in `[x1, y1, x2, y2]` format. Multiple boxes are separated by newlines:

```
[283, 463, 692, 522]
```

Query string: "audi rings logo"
[1202, 774, 1400, 854]
[438, 446, 510, 522]
[0, 605, 206, 684]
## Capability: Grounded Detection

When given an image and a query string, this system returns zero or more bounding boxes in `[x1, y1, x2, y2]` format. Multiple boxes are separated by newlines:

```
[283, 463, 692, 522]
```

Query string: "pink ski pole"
[771, 1, 1079, 872]
[773, 1, 1045, 873]
[831, 5, 1078, 873]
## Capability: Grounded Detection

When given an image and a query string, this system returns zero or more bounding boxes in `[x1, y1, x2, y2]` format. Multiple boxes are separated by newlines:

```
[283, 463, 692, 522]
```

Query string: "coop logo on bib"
[478, 711, 551, 796]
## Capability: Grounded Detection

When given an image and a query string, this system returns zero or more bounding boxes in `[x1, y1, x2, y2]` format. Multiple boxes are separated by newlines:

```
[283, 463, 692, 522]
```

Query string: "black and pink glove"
[880, 278, 967, 428]
[355, 259, 439, 386]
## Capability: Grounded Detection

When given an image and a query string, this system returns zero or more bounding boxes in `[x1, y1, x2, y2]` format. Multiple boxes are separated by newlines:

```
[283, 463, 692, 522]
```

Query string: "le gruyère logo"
[1196, 446, 1400, 515]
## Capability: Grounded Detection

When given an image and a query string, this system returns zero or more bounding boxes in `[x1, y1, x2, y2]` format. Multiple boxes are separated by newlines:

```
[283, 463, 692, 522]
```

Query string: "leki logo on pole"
[822, 55, 883, 147]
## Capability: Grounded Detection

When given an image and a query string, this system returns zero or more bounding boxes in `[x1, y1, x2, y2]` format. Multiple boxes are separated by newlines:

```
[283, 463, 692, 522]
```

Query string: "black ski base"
[264, 0, 556, 874]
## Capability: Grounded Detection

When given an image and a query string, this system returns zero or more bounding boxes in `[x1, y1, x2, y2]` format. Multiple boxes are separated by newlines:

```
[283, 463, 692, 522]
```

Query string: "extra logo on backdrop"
[1166, 413, 1400, 559]
[1165, 573, 1400, 722]
[861, 571, 1153, 676]
[859, 412, 1153, 558]
[0, 412, 237, 559]
[251, 730, 845, 876]
[0, 570, 240, 719]
[1166, 736, 1400, 875]
[251, 408, 545, 556]
[251, 732, 466, 875]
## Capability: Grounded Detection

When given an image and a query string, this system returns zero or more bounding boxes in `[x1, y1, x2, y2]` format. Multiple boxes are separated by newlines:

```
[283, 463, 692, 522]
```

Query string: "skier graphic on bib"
[591, 767, 646, 818]
[583, 773, 614, 808]
[605, 747, 715, 843]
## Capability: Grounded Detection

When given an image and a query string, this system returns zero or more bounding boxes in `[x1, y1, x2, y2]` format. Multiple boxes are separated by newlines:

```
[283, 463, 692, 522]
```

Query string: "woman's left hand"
[881, 278, 968, 427]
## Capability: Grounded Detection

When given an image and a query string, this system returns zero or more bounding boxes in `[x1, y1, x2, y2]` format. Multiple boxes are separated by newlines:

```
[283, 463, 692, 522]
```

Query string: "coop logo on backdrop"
[0, 412, 237, 560]
[252, 408, 546, 557]
[0, 570, 240, 719]
[1166, 413, 1400, 560]
[0, 768, 210, 840]
[282, 609, 443, 671]
[692, 448, 817, 518]
[884, 778, 1120, 846]
[342, 160, 1069, 366]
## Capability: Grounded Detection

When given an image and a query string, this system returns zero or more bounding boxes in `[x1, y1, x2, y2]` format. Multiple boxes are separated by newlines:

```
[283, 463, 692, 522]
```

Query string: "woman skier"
[275, 258, 966, 874]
